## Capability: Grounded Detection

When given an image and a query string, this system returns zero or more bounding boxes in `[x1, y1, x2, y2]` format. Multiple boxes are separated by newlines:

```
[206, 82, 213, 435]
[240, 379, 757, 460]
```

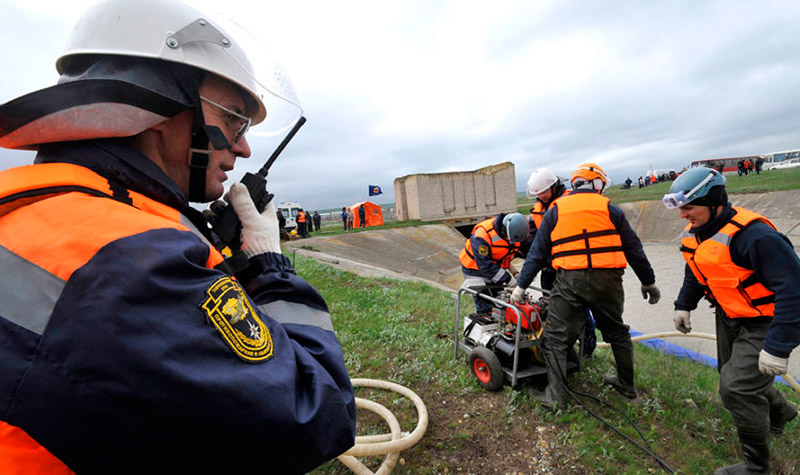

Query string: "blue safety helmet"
[662, 168, 726, 209]
[502, 213, 529, 244]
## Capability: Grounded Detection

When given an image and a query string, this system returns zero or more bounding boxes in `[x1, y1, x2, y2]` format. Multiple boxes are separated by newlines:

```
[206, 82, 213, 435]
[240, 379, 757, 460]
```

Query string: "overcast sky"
[2, 0, 799, 211]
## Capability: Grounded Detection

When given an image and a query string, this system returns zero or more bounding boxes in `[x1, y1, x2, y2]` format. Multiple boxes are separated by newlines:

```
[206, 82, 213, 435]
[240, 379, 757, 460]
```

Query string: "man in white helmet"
[0, 0, 355, 472]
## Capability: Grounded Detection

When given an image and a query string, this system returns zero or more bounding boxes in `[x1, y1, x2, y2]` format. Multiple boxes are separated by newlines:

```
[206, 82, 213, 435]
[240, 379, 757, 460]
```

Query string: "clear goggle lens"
[662, 192, 689, 209]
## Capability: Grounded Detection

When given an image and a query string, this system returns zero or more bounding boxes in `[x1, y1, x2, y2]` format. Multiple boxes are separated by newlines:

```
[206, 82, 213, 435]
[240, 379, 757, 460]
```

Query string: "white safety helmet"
[0, 0, 301, 150]
[526, 168, 559, 198]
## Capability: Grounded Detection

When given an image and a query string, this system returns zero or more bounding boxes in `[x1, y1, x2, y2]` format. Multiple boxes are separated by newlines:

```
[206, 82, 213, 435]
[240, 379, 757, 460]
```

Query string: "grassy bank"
[296, 255, 799, 474]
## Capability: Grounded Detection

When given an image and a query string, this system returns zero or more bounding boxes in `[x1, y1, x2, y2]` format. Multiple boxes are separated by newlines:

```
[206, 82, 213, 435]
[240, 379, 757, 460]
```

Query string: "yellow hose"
[337, 378, 429, 474]
[596, 331, 800, 393]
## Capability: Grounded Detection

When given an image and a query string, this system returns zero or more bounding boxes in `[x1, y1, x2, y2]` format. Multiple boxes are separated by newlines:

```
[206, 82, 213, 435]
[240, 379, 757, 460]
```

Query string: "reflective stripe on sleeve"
[257, 300, 334, 332]
[0, 244, 64, 335]
[490, 268, 507, 283]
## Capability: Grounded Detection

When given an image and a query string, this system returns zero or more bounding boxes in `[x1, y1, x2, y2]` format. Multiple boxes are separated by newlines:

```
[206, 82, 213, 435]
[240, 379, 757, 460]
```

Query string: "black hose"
[526, 305, 676, 474]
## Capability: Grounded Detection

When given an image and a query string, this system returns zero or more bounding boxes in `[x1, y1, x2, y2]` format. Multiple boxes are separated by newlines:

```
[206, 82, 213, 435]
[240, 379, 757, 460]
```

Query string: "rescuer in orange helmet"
[511, 163, 659, 409]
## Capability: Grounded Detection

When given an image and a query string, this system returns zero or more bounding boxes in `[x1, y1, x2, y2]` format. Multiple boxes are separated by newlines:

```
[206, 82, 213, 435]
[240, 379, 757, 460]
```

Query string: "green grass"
[294, 255, 799, 474]
[517, 166, 800, 213]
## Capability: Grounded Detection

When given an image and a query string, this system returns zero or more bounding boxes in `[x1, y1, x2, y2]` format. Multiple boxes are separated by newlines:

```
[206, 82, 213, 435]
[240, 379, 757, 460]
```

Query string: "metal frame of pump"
[453, 286, 585, 390]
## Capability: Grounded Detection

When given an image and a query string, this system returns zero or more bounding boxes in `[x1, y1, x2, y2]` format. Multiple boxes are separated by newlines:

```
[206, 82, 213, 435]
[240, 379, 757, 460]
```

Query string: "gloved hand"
[228, 183, 281, 257]
[641, 284, 661, 304]
[673, 310, 691, 334]
[758, 349, 788, 376]
[510, 286, 526, 303]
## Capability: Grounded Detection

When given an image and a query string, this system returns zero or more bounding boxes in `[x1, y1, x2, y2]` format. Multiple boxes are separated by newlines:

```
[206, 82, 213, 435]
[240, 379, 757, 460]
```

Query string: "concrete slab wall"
[394, 162, 517, 222]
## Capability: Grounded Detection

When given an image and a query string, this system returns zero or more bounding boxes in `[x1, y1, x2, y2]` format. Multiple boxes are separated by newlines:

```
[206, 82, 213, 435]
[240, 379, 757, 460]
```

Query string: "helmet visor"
[662, 172, 715, 209]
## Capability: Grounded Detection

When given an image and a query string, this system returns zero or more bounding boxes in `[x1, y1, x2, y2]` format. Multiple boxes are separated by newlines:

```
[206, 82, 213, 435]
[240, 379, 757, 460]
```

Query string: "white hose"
[596, 331, 800, 393]
[337, 378, 429, 474]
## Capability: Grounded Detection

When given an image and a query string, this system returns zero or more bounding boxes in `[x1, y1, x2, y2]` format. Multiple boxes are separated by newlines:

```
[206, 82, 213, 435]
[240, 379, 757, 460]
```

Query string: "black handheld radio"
[210, 116, 307, 255]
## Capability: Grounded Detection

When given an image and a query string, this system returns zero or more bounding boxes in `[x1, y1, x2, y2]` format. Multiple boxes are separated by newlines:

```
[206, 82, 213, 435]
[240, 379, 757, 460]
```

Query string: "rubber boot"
[713, 430, 770, 474]
[766, 391, 797, 436]
[534, 343, 568, 411]
[605, 342, 636, 398]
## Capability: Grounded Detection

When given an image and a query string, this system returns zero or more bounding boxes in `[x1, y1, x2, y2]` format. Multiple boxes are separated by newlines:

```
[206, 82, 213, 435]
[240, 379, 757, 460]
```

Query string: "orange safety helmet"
[570, 163, 608, 191]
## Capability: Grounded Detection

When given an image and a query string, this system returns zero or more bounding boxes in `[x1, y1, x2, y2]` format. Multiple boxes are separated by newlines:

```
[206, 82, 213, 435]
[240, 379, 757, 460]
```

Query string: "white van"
[277, 202, 302, 231]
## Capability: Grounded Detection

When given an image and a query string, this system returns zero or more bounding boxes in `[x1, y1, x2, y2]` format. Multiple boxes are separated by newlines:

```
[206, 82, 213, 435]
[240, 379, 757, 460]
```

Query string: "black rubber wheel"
[469, 346, 504, 391]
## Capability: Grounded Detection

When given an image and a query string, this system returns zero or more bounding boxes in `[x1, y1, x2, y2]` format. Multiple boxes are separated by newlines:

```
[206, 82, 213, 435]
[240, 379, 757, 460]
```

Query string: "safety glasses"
[200, 96, 252, 143]
[662, 172, 714, 209]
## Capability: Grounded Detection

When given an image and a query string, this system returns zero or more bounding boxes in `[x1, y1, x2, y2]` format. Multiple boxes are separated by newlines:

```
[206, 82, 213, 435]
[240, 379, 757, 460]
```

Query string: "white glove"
[228, 183, 281, 257]
[510, 286, 526, 303]
[673, 310, 691, 334]
[758, 349, 788, 376]
[641, 284, 661, 304]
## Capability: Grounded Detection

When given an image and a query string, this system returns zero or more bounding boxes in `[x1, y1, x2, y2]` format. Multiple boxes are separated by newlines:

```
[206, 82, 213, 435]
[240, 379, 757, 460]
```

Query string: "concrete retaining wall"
[619, 189, 800, 246]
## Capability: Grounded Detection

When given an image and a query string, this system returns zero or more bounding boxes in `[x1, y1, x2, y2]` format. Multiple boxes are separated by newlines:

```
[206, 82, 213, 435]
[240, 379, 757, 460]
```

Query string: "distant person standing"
[346, 207, 354, 230]
[755, 158, 764, 174]
[277, 209, 286, 239]
[313, 211, 321, 232]
[638, 176, 645, 188]
[737, 160, 745, 177]
[341, 207, 348, 231]
[624, 177, 632, 189]
[297, 209, 308, 238]
[358, 205, 366, 228]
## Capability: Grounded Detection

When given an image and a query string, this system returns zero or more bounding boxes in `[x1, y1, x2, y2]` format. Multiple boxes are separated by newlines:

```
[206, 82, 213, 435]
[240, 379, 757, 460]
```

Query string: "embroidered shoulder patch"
[478, 245, 490, 257]
[201, 277, 273, 363]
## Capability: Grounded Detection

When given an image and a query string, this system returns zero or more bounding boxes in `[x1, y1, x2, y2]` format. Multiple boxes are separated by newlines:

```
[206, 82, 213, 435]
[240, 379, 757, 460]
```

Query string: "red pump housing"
[504, 301, 542, 330]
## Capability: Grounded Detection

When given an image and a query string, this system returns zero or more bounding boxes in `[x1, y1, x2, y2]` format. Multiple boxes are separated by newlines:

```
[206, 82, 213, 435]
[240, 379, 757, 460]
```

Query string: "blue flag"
[368, 185, 383, 196]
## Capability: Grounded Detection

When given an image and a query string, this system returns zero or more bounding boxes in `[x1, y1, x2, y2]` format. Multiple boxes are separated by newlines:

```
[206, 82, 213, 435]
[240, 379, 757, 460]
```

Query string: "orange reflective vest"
[459, 217, 520, 271]
[297, 211, 306, 223]
[549, 192, 627, 270]
[0, 163, 224, 472]
[530, 190, 570, 229]
[680, 207, 776, 318]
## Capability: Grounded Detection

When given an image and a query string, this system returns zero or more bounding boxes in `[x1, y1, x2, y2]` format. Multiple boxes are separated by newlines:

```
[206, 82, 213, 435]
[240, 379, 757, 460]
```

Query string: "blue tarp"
[630, 329, 797, 387]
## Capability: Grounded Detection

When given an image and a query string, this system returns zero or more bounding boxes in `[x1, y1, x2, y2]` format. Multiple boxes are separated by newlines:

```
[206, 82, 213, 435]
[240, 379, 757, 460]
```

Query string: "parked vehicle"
[766, 158, 800, 171]
[277, 201, 302, 231]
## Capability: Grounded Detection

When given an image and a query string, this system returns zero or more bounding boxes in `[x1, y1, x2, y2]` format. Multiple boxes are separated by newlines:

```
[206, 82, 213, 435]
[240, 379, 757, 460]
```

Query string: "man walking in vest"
[663, 168, 798, 474]
[511, 163, 660, 410]
[0, 0, 355, 472]
[460, 213, 529, 316]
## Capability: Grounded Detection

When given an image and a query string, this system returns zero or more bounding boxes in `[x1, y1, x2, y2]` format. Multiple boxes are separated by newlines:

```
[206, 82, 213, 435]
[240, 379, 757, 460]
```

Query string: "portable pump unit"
[463, 292, 548, 370]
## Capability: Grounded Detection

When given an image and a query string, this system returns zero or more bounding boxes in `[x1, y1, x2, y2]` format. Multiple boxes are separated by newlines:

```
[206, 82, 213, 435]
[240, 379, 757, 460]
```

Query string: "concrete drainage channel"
[287, 191, 800, 472]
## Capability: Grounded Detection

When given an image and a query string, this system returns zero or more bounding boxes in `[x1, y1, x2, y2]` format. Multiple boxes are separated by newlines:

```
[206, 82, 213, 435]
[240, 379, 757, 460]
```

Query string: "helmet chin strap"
[187, 120, 232, 202]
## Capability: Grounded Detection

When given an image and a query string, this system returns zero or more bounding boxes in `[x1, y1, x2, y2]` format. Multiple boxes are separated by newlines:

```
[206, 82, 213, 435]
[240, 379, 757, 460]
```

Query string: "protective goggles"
[662, 173, 714, 209]
[200, 96, 252, 143]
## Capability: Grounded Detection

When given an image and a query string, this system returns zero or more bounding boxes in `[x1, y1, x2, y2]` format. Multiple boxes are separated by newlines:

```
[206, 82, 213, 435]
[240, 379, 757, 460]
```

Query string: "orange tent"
[350, 201, 384, 228]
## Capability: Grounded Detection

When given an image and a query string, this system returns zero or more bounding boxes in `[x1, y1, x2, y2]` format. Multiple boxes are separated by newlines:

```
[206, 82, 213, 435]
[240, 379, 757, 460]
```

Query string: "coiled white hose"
[337, 378, 429, 475]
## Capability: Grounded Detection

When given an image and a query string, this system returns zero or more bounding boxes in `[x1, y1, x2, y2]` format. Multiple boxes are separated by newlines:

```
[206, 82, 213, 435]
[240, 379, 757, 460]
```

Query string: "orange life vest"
[0, 163, 224, 472]
[530, 190, 570, 229]
[549, 192, 627, 270]
[459, 217, 520, 271]
[680, 207, 776, 318]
